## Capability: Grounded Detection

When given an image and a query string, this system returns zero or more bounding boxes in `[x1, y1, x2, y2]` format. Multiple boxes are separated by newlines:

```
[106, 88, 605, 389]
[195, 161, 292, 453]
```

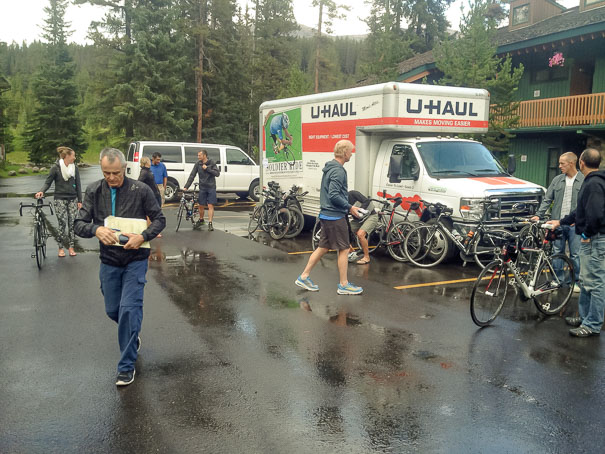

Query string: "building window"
[531, 65, 568, 83]
[513, 4, 530, 25]
[585, 0, 601, 5]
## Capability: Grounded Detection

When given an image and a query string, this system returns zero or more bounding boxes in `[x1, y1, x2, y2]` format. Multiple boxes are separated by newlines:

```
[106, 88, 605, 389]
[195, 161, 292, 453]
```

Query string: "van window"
[391, 144, 419, 179]
[127, 143, 135, 161]
[143, 145, 182, 163]
[226, 148, 254, 165]
[185, 146, 221, 164]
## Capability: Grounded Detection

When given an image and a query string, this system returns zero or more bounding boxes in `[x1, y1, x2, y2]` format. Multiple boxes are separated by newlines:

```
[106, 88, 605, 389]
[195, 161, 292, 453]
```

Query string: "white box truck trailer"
[259, 82, 544, 229]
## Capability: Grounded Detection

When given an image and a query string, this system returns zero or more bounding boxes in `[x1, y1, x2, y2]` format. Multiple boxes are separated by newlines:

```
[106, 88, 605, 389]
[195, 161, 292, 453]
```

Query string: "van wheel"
[249, 181, 260, 202]
[164, 181, 179, 203]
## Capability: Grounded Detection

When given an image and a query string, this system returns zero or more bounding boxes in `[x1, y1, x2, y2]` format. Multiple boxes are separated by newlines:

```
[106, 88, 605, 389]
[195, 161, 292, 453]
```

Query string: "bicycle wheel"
[259, 205, 270, 232]
[404, 225, 449, 267]
[470, 260, 509, 327]
[515, 225, 541, 275]
[39, 215, 47, 258]
[533, 253, 574, 315]
[386, 221, 414, 262]
[175, 201, 185, 232]
[34, 221, 44, 269]
[248, 205, 262, 234]
[472, 228, 514, 269]
[360, 227, 381, 255]
[311, 218, 321, 249]
[269, 207, 291, 240]
[284, 206, 304, 239]
[283, 147, 296, 166]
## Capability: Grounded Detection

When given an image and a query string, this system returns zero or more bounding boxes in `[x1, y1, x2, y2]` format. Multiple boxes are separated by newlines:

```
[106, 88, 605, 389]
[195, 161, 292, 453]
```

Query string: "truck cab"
[375, 137, 544, 225]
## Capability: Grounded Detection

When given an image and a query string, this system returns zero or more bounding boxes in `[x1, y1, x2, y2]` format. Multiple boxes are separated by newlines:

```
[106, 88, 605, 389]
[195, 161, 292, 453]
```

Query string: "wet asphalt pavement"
[1, 180, 605, 453]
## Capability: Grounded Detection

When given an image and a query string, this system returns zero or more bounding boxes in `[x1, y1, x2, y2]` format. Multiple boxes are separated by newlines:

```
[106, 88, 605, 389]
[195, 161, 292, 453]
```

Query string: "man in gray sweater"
[295, 140, 363, 295]
[532, 151, 584, 290]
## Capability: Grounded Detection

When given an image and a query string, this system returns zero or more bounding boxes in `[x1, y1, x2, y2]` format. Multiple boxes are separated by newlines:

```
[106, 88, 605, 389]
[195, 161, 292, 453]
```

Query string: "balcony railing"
[492, 92, 605, 128]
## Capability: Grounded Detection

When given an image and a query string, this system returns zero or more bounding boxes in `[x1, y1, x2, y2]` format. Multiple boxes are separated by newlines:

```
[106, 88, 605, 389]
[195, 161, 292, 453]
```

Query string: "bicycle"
[470, 225, 575, 327]
[175, 183, 200, 232]
[247, 184, 291, 240]
[510, 216, 553, 275]
[282, 184, 307, 239]
[403, 199, 514, 268]
[311, 195, 419, 262]
[19, 197, 54, 269]
[272, 141, 295, 167]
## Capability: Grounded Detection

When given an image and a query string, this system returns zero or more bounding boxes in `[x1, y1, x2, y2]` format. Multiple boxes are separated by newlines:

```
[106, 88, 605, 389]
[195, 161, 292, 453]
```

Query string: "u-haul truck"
[259, 82, 544, 229]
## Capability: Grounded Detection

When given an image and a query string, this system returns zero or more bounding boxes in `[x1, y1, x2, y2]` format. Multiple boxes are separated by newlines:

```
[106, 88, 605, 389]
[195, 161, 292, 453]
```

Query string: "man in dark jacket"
[550, 148, 605, 337]
[184, 149, 220, 231]
[75, 148, 165, 386]
[295, 140, 363, 295]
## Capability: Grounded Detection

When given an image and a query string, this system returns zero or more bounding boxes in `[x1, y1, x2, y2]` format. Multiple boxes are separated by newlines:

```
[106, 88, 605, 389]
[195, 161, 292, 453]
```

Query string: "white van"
[125, 141, 260, 202]
[259, 82, 544, 227]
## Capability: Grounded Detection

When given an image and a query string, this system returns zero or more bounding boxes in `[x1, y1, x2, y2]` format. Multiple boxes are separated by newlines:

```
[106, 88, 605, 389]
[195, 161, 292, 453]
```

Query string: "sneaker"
[295, 275, 319, 292]
[208, 222, 214, 231]
[573, 284, 581, 293]
[569, 326, 599, 337]
[137, 336, 141, 352]
[337, 282, 363, 295]
[116, 369, 136, 386]
[565, 316, 582, 327]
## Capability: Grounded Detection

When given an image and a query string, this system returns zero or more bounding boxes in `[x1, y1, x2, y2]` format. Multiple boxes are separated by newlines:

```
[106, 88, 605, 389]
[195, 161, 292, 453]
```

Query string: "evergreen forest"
[0, 0, 518, 165]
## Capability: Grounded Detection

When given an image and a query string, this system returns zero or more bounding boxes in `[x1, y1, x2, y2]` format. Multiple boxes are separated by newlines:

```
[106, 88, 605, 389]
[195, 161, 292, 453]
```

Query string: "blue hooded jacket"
[319, 159, 352, 218]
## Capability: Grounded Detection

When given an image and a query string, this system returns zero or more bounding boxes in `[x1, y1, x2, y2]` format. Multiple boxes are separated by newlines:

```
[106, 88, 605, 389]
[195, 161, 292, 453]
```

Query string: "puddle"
[153, 248, 247, 328]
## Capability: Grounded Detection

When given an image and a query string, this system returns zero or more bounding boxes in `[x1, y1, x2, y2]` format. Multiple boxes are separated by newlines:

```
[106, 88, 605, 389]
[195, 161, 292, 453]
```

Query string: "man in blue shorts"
[184, 150, 220, 231]
[295, 140, 364, 295]
[265, 110, 293, 153]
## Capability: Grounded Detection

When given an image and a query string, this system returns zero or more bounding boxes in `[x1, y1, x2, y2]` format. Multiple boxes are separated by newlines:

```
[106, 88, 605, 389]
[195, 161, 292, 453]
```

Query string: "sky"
[0, 0, 579, 45]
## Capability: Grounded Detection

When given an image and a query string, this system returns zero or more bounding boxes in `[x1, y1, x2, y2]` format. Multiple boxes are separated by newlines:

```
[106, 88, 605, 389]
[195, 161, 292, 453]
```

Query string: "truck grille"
[484, 189, 544, 221]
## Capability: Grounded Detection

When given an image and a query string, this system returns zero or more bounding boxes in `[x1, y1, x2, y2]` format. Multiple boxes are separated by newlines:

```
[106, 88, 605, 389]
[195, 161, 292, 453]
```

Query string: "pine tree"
[25, 0, 85, 164]
[362, 0, 414, 80]
[81, 0, 193, 145]
[311, 0, 349, 93]
[401, 0, 454, 53]
[433, 0, 523, 153]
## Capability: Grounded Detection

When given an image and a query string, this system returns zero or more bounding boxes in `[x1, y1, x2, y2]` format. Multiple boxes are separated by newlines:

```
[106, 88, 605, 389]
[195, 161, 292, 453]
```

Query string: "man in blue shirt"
[295, 140, 364, 295]
[150, 152, 168, 207]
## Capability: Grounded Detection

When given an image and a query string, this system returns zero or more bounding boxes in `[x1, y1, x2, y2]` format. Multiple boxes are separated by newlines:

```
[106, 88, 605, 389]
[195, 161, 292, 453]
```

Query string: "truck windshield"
[417, 141, 505, 178]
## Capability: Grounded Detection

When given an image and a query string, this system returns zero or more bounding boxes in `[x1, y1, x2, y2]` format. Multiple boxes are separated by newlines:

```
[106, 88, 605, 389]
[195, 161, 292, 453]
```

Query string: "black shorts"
[198, 187, 217, 206]
[318, 217, 350, 251]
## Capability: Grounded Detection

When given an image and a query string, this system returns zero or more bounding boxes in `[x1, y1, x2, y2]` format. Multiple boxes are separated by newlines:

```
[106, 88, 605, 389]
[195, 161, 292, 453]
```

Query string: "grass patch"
[5, 151, 29, 164]
[80, 147, 101, 165]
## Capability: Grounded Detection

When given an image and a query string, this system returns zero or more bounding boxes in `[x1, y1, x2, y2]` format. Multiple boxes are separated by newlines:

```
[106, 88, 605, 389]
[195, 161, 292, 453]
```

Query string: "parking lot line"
[394, 277, 479, 290]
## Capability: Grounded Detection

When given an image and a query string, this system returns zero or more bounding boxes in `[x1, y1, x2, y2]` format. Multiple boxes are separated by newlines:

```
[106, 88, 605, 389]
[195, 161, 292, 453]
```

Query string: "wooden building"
[395, 0, 605, 187]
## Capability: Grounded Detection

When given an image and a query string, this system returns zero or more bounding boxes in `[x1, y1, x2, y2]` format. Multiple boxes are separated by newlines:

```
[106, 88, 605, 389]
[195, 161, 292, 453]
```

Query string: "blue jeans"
[99, 259, 148, 372]
[578, 235, 605, 333]
[553, 224, 580, 283]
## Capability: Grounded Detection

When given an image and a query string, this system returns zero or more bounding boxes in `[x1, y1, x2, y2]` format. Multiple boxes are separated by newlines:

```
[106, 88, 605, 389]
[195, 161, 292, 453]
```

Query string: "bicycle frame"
[502, 247, 562, 300]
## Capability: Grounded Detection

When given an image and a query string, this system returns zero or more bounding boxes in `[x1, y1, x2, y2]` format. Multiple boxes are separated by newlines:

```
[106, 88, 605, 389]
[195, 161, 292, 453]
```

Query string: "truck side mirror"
[388, 155, 402, 183]
[507, 154, 516, 175]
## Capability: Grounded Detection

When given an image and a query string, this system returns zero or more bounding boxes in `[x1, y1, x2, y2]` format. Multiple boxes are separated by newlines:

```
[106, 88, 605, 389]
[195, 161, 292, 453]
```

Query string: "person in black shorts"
[294, 140, 364, 295]
[184, 150, 220, 231]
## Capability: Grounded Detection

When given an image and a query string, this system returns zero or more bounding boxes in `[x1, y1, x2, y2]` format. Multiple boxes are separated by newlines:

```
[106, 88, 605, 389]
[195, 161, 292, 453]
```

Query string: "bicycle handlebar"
[20, 200, 54, 216]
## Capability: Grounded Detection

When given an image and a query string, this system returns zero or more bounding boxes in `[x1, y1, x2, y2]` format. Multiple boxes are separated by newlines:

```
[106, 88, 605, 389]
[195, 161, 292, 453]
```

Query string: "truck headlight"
[460, 198, 484, 221]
